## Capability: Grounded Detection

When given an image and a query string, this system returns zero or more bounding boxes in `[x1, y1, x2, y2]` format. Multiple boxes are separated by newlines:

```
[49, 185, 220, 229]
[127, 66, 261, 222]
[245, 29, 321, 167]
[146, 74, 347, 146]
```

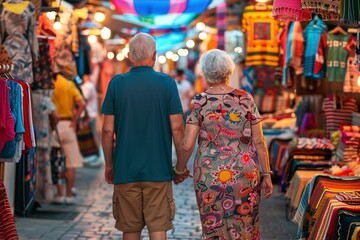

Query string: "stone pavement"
[15, 165, 297, 240]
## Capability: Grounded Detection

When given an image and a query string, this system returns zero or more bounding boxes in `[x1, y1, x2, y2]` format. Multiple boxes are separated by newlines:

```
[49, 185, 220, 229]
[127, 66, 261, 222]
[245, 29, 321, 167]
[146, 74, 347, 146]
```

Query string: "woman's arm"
[176, 124, 200, 172]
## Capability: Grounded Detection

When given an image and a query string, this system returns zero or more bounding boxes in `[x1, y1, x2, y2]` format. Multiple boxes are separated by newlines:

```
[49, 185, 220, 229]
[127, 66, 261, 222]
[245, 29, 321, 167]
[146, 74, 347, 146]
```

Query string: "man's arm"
[170, 114, 185, 165]
[102, 114, 115, 184]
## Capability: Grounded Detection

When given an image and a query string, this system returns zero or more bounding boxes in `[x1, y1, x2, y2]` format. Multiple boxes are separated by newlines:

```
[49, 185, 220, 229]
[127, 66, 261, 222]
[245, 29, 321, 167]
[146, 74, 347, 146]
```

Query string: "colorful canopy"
[111, 0, 213, 16]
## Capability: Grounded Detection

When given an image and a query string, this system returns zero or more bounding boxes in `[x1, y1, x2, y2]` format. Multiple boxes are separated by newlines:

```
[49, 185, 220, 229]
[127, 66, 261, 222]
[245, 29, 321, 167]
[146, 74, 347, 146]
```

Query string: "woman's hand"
[174, 168, 191, 184]
[261, 175, 273, 199]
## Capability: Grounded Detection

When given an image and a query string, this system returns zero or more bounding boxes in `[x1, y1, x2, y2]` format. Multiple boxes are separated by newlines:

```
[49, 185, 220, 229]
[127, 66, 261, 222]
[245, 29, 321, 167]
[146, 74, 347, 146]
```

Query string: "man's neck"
[132, 60, 154, 67]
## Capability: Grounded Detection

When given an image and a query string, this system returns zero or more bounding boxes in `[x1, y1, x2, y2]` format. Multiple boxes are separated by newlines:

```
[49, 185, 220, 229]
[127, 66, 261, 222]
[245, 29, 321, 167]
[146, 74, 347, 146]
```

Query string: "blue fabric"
[101, 66, 183, 184]
[337, 210, 360, 240]
[0, 81, 24, 158]
[303, 17, 327, 79]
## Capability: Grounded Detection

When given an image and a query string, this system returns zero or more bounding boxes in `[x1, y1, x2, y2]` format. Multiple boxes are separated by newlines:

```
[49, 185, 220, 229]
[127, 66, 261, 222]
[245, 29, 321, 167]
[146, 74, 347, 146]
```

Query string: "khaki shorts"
[113, 181, 175, 233]
[56, 121, 83, 168]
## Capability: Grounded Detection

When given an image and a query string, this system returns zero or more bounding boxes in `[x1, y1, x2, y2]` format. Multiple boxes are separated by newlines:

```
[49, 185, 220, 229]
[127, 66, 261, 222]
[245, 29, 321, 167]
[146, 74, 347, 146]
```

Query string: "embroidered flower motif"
[203, 191, 215, 204]
[211, 165, 240, 185]
[222, 199, 234, 210]
[237, 186, 252, 197]
[241, 154, 252, 166]
[225, 110, 242, 125]
[248, 192, 258, 206]
[219, 146, 235, 156]
[237, 202, 252, 216]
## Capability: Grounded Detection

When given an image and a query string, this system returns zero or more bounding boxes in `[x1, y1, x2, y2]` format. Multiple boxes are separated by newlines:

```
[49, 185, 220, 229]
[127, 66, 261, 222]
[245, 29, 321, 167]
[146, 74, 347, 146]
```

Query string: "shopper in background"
[174, 68, 195, 122]
[174, 49, 273, 239]
[80, 74, 103, 167]
[101, 33, 184, 240]
[52, 65, 86, 205]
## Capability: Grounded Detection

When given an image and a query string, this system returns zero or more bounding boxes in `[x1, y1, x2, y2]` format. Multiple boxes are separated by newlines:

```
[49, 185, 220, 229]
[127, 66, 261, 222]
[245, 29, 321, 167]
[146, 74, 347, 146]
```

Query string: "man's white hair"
[129, 33, 156, 63]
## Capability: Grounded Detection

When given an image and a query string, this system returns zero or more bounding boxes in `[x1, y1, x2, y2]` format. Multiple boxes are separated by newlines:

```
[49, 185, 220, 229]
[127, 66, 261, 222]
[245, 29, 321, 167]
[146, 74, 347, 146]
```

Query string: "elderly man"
[101, 33, 184, 240]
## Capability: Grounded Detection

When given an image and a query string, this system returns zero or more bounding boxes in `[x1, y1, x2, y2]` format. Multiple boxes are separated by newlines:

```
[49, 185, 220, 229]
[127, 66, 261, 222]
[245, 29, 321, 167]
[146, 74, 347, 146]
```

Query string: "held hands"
[261, 175, 273, 199]
[174, 167, 192, 184]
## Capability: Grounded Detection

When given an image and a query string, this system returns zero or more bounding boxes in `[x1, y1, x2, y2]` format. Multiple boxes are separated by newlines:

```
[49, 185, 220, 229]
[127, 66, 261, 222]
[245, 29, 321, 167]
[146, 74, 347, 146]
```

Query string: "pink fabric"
[272, 0, 302, 21]
[168, 0, 187, 14]
[0, 79, 15, 152]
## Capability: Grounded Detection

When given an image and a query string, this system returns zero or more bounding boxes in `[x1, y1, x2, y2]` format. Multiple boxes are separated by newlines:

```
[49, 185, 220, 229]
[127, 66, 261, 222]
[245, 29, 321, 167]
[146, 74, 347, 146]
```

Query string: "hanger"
[329, 25, 347, 35]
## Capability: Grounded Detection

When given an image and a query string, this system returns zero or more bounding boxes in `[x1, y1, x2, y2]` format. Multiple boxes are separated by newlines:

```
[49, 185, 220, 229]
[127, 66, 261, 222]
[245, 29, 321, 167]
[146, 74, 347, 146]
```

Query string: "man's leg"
[149, 231, 167, 240]
[123, 232, 141, 240]
[66, 168, 75, 197]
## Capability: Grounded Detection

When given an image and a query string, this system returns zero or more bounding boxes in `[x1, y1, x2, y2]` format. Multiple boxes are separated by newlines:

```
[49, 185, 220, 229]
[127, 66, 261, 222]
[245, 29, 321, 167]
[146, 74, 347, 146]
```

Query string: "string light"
[357, 75, 360, 87]
[158, 55, 166, 64]
[186, 39, 195, 48]
[116, 53, 125, 61]
[46, 11, 56, 21]
[196, 22, 205, 31]
[199, 32, 207, 40]
[166, 51, 174, 59]
[122, 47, 129, 58]
[172, 54, 179, 62]
[234, 47, 243, 53]
[53, 14, 61, 30]
[101, 27, 111, 40]
[88, 35, 97, 44]
[94, 11, 105, 22]
[107, 52, 114, 60]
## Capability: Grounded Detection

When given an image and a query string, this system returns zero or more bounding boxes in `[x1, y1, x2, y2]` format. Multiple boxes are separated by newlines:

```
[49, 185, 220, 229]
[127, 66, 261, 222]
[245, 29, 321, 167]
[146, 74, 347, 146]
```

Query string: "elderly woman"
[174, 49, 273, 239]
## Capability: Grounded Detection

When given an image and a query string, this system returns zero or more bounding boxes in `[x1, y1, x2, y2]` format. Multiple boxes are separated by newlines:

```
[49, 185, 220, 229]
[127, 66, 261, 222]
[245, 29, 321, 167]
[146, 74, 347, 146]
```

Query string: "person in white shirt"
[174, 69, 195, 122]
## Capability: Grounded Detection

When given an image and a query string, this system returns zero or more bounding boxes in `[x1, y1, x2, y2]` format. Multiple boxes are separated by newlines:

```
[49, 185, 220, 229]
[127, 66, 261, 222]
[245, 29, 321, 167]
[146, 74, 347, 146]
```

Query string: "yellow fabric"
[2, 1, 30, 14]
[351, 226, 360, 240]
[241, 5, 281, 67]
[53, 74, 83, 118]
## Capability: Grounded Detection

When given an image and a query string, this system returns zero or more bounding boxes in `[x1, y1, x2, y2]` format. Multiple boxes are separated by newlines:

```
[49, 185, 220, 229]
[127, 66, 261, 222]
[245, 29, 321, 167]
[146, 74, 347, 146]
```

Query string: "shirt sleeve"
[101, 79, 115, 115]
[169, 79, 183, 115]
[186, 95, 202, 126]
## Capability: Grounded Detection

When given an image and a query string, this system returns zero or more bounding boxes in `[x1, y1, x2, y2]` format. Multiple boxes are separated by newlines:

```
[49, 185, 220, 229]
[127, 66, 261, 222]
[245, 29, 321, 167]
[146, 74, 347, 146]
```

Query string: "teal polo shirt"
[101, 66, 183, 184]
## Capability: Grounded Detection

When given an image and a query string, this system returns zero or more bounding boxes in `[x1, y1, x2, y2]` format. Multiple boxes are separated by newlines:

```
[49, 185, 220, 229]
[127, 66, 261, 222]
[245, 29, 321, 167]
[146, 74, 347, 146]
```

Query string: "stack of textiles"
[335, 191, 360, 204]
[335, 210, 360, 240]
[294, 175, 360, 239]
[268, 138, 292, 176]
[280, 137, 334, 191]
[335, 126, 360, 162]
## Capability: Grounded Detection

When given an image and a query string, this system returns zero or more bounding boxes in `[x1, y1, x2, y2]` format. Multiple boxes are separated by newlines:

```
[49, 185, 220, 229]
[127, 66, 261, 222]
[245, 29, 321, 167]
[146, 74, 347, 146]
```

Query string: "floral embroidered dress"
[187, 89, 262, 240]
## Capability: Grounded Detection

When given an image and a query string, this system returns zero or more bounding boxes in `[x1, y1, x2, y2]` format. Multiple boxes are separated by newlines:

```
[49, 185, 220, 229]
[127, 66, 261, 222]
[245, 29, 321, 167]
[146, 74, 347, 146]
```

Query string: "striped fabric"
[111, 0, 212, 15]
[0, 180, 18, 240]
[322, 96, 358, 137]
[241, 5, 281, 66]
[216, 1, 226, 50]
[297, 176, 360, 239]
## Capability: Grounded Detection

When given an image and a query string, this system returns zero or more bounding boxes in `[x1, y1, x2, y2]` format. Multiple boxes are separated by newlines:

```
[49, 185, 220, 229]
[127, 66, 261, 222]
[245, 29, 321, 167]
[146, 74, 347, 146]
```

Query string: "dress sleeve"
[186, 95, 202, 126]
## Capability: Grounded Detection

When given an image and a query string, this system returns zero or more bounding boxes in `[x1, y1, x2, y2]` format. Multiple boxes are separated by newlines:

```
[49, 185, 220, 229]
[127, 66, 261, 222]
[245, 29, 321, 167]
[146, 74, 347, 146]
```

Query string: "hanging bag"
[76, 110, 99, 158]
[50, 128, 66, 185]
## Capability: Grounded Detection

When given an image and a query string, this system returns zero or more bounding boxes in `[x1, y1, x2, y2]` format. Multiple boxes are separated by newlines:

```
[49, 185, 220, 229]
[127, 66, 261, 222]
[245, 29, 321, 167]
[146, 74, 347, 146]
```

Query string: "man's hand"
[105, 165, 114, 184]
[174, 168, 191, 184]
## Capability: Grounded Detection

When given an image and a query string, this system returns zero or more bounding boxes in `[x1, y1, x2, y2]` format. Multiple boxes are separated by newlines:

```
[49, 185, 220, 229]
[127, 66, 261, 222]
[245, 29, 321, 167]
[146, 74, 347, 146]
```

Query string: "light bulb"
[88, 35, 97, 44]
[357, 75, 360, 87]
[53, 14, 61, 30]
[101, 27, 111, 40]
[199, 32, 207, 40]
[158, 55, 166, 64]
[196, 22, 205, 31]
[94, 12, 105, 22]
[107, 52, 114, 60]
[165, 51, 174, 59]
[47, 11, 56, 21]
[172, 54, 179, 62]
[116, 53, 125, 61]
[234, 47, 243, 53]
[186, 40, 195, 48]
[183, 49, 189, 56]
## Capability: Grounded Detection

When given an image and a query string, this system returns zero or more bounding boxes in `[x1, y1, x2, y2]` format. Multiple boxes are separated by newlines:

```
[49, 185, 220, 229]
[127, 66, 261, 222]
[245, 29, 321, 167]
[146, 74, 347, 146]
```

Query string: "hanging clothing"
[272, 0, 302, 21]
[326, 33, 350, 82]
[341, 0, 359, 22]
[0, 0, 39, 84]
[32, 38, 54, 90]
[75, 33, 91, 78]
[0, 79, 15, 153]
[279, 21, 304, 87]
[0, 179, 18, 240]
[53, 1, 78, 75]
[303, 16, 327, 79]
[344, 38, 360, 92]
[242, 4, 281, 67]
[0, 79, 24, 160]
[302, 0, 341, 21]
